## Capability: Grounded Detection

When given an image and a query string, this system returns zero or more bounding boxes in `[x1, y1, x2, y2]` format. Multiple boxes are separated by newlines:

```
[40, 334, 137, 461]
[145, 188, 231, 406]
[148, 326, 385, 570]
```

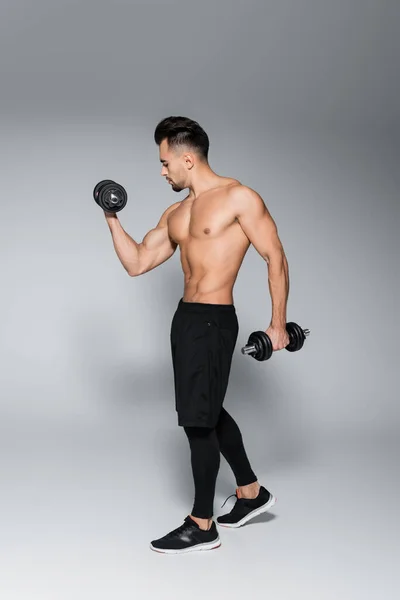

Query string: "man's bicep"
[234, 187, 285, 261]
[138, 204, 179, 274]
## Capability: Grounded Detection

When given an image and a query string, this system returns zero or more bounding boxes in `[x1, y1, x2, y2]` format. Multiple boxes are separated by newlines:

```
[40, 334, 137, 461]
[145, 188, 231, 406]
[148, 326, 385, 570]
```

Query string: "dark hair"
[154, 116, 209, 162]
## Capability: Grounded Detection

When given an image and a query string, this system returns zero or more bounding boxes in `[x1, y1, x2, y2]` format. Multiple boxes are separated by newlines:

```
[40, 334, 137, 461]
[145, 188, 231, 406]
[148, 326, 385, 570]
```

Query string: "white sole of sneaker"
[217, 494, 277, 528]
[149, 536, 221, 554]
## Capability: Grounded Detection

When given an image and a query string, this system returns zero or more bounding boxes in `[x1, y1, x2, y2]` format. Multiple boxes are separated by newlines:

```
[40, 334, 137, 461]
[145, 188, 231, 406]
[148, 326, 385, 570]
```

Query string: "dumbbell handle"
[242, 345, 257, 355]
[241, 327, 310, 354]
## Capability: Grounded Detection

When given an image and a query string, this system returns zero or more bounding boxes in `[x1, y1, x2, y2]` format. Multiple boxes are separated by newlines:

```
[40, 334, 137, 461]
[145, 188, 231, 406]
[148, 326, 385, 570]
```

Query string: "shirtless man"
[104, 116, 290, 554]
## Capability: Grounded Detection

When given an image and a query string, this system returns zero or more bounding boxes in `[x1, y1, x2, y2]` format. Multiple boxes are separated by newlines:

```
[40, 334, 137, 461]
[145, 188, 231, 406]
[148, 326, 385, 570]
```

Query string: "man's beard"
[171, 183, 183, 192]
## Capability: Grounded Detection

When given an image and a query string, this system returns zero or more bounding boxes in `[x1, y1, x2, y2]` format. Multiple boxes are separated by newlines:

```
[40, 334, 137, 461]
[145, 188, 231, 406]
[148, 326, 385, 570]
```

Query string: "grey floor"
[0, 411, 397, 600]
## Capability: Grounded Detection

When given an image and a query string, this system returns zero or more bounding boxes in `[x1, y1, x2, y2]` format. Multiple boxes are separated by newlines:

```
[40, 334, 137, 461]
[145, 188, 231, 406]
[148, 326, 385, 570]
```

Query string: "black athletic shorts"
[170, 298, 239, 428]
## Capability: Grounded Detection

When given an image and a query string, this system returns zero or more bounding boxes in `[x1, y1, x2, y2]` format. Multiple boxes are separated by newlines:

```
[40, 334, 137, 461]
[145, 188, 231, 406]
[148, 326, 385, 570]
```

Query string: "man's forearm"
[106, 216, 141, 275]
[267, 254, 290, 328]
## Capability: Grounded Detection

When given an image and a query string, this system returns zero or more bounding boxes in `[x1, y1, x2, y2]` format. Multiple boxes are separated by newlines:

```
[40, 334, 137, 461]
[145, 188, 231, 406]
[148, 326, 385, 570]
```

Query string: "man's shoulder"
[225, 183, 267, 221]
[226, 181, 261, 205]
[157, 200, 182, 227]
[227, 181, 257, 196]
[164, 200, 183, 215]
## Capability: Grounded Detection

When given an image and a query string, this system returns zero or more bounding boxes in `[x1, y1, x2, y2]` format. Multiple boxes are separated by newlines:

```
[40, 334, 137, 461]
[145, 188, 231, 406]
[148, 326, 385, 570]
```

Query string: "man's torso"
[167, 178, 250, 304]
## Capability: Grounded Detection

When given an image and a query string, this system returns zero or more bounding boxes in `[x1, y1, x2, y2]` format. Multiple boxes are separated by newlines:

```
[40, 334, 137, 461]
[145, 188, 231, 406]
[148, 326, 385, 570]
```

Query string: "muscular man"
[104, 116, 290, 554]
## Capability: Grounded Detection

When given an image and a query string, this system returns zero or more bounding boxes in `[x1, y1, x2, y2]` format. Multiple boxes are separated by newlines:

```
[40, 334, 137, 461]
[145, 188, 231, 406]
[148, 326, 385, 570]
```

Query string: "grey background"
[0, 1, 399, 598]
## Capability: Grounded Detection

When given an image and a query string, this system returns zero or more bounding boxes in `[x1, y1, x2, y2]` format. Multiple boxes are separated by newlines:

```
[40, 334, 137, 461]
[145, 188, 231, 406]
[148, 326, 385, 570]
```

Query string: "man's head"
[154, 116, 210, 192]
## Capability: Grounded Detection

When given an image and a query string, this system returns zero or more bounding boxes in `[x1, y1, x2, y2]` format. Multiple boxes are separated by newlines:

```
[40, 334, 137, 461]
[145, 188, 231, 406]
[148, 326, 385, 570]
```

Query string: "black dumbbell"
[241, 322, 310, 361]
[93, 180, 128, 213]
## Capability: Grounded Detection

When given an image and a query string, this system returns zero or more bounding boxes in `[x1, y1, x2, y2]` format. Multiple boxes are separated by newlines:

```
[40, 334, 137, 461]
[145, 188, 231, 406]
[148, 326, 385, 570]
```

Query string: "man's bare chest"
[168, 199, 237, 244]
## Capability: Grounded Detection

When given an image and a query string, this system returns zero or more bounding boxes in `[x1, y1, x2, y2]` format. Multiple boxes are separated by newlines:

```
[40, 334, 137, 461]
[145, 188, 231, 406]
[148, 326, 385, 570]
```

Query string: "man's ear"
[184, 153, 195, 169]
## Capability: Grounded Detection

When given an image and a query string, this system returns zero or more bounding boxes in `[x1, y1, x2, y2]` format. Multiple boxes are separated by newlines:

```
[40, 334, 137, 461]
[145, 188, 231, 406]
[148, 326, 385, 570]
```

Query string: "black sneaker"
[216, 485, 277, 528]
[150, 515, 221, 554]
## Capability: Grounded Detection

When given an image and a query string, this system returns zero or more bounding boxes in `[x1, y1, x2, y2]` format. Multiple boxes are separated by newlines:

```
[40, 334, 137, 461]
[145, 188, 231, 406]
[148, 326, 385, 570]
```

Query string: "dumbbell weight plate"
[248, 331, 273, 361]
[97, 182, 128, 213]
[93, 180, 115, 205]
[286, 322, 306, 352]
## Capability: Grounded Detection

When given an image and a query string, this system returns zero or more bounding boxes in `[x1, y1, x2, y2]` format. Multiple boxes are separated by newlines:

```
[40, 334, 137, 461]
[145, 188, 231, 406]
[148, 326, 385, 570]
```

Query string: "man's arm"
[232, 186, 289, 328]
[105, 202, 180, 276]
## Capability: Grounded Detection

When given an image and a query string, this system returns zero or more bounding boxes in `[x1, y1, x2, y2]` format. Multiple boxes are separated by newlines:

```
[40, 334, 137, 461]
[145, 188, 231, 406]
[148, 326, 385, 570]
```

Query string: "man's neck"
[188, 169, 222, 199]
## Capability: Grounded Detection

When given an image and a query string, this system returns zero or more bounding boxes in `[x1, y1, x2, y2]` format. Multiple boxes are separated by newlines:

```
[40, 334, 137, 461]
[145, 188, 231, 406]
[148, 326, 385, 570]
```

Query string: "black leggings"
[184, 407, 257, 519]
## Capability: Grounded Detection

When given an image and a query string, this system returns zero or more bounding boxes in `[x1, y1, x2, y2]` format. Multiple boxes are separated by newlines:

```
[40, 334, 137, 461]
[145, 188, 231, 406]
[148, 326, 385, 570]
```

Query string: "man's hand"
[104, 210, 118, 220]
[265, 326, 290, 351]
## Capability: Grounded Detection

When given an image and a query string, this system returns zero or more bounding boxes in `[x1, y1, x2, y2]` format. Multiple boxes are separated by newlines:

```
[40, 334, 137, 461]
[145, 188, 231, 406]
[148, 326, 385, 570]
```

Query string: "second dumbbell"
[241, 322, 310, 361]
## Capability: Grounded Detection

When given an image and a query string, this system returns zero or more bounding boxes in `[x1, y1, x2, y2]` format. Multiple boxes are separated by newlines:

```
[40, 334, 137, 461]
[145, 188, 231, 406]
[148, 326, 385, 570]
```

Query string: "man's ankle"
[190, 515, 213, 530]
[237, 481, 261, 499]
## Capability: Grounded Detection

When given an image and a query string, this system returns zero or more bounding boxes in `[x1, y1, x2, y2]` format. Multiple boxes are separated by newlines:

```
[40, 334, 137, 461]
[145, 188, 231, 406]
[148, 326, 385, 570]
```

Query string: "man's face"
[159, 139, 186, 193]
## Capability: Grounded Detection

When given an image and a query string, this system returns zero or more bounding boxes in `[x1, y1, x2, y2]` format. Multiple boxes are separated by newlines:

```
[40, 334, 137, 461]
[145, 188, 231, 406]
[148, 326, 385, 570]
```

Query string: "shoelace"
[221, 493, 239, 509]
